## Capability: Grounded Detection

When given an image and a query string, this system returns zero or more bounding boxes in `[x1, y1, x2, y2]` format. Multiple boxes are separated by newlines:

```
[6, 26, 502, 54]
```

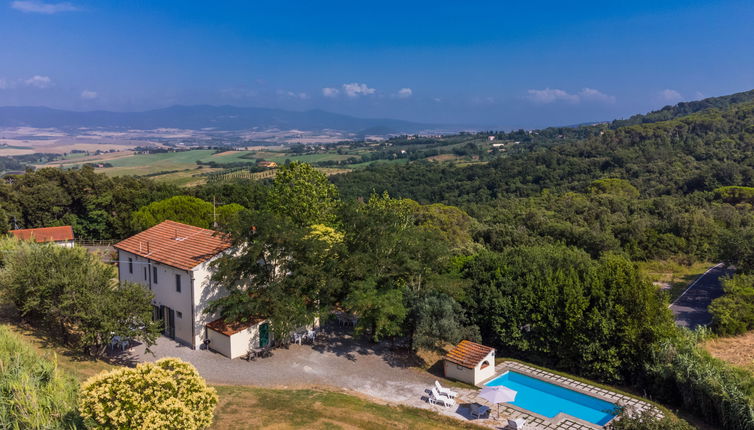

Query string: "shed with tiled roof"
[10, 226, 75, 247]
[444, 340, 496, 385]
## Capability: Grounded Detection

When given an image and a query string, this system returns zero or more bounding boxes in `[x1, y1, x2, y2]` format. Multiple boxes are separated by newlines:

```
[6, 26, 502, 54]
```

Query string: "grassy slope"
[213, 386, 482, 430]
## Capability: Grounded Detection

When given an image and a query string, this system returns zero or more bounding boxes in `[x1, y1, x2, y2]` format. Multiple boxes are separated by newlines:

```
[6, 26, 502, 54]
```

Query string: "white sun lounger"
[434, 380, 458, 398]
[429, 387, 456, 407]
[507, 418, 527, 429]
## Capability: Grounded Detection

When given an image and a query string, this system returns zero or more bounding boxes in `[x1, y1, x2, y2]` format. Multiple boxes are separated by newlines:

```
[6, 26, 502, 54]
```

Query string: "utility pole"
[213, 195, 217, 228]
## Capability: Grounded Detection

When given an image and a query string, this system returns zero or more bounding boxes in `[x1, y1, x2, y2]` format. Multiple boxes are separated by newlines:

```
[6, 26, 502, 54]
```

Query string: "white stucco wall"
[444, 361, 475, 385]
[207, 321, 269, 359]
[443, 349, 496, 385]
[473, 350, 496, 385]
[117, 249, 208, 348]
[206, 328, 231, 357]
[191, 254, 231, 349]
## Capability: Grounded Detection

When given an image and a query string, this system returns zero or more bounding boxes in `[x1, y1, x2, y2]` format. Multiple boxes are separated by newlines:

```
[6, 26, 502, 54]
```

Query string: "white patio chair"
[507, 418, 527, 429]
[434, 380, 458, 398]
[428, 387, 455, 407]
[291, 332, 303, 345]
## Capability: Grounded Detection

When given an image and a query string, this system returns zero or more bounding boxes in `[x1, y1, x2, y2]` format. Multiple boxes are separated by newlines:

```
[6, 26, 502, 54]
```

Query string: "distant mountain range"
[0, 105, 432, 135]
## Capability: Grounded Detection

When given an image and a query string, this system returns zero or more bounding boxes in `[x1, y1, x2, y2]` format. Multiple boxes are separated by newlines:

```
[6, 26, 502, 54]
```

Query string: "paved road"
[670, 263, 733, 329]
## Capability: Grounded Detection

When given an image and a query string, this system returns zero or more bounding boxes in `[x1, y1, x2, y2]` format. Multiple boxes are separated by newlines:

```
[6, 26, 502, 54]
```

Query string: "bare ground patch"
[703, 331, 754, 370]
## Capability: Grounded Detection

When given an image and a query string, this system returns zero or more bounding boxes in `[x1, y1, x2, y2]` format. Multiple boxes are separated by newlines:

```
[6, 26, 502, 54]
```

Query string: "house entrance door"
[160, 305, 176, 339]
[259, 322, 269, 347]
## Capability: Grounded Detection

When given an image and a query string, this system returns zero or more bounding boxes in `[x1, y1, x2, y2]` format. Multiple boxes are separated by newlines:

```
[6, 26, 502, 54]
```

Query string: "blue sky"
[1, 0, 753, 128]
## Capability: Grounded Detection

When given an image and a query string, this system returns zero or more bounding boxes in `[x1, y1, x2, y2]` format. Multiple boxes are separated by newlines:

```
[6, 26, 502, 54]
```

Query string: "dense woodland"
[2, 91, 754, 428]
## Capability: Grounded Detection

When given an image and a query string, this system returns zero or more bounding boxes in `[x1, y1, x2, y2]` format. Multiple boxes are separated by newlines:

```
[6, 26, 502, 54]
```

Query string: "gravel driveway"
[127, 326, 481, 422]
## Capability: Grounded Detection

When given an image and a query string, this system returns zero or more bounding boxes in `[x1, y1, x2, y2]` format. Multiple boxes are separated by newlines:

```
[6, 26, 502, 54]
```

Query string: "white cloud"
[579, 88, 616, 104]
[396, 88, 413, 98]
[658, 89, 682, 102]
[527, 88, 580, 104]
[342, 82, 376, 97]
[24, 75, 52, 88]
[322, 87, 339, 97]
[80, 89, 97, 99]
[11, 1, 78, 14]
[527, 87, 615, 104]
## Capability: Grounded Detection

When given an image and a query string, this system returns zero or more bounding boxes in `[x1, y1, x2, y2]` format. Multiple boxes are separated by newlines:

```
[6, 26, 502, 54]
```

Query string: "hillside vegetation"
[3, 92, 754, 429]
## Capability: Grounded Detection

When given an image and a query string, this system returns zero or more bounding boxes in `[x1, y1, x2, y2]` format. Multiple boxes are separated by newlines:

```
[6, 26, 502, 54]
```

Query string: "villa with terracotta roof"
[114, 220, 267, 354]
[444, 340, 496, 385]
[10, 225, 75, 247]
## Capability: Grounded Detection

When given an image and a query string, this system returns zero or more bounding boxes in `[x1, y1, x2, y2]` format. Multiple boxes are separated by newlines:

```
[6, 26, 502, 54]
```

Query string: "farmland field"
[29, 132, 494, 186]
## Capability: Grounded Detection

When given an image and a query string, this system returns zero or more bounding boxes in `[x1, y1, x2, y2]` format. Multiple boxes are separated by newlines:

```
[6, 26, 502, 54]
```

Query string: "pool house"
[444, 340, 496, 385]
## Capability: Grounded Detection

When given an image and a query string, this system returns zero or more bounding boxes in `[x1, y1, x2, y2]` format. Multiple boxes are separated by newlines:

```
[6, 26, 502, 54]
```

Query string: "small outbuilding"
[206, 317, 271, 359]
[10, 226, 75, 247]
[444, 340, 496, 386]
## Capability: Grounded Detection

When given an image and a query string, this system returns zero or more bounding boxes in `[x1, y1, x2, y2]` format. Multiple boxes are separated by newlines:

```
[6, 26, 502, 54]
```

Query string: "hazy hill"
[610, 89, 754, 128]
[334, 93, 754, 202]
[0, 105, 429, 134]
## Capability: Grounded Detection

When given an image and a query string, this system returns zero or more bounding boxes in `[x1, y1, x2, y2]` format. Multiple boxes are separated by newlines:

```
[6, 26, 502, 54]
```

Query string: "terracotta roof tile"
[445, 340, 495, 368]
[10, 226, 74, 243]
[206, 317, 266, 336]
[114, 220, 232, 270]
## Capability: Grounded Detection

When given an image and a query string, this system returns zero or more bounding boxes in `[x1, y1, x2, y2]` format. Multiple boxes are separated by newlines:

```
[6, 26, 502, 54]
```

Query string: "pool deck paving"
[125, 329, 656, 429]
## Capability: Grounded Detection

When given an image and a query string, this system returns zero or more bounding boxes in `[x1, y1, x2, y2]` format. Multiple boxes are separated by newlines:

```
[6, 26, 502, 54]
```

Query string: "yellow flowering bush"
[79, 358, 218, 430]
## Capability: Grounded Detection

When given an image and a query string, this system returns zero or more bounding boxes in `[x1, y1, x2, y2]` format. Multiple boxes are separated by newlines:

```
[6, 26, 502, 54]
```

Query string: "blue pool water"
[484, 371, 618, 425]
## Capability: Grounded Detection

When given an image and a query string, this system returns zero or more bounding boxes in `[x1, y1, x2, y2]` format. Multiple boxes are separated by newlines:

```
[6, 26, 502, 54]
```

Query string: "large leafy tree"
[0, 241, 160, 356]
[206, 210, 342, 343]
[463, 245, 674, 382]
[339, 194, 470, 343]
[131, 195, 244, 231]
[267, 161, 339, 226]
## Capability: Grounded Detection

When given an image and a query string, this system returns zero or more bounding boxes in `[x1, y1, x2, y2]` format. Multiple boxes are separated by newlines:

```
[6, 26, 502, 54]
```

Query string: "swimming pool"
[484, 371, 618, 425]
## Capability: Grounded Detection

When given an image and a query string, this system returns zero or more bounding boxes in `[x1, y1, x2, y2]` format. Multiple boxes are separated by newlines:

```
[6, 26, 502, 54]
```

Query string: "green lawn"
[213, 386, 484, 430]
[105, 149, 216, 168]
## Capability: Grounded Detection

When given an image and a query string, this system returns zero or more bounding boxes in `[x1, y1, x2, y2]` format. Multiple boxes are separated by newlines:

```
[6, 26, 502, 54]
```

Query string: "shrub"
[609, 408, 693, 430]
[0, 326, 81, 429]
[79, 358, 218, 430]
[710, 274, 754, 336]
[639, 329, 754, 430]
